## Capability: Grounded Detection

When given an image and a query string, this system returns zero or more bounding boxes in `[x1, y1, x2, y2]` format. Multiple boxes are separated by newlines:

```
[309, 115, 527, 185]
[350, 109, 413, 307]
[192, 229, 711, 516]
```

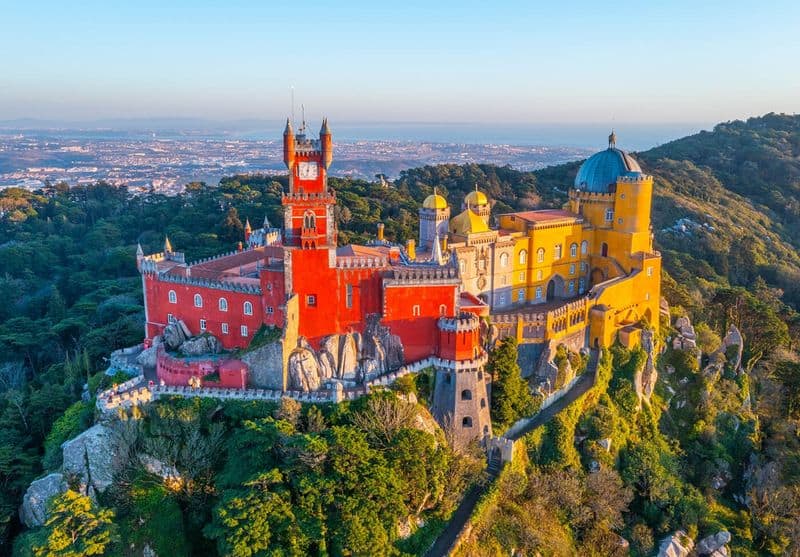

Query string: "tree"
[487, 337, 534, 431]
[34, 490, 117, 557]
[220, 207, 244, 243]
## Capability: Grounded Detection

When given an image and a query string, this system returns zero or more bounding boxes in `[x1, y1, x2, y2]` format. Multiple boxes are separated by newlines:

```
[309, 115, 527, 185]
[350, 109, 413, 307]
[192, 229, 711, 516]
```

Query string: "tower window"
[222, 323, 229, 334]
[244, 301, 254, 315]
[579, 278, 586, 293]
[240, 325, 249, 337]
[345, 284, 353, 309]
[647, 266, 654, 277]
[569, 281, 575, 295]
[461, 389, 472, 401]
[199, 319, 207, 331]
[537, 270, 543, 280]
[537, 248, 545, 263]
[219, 297, 228, 311]
[462, 417, 473, 428]
[581, 240, 588, 254]
[519, 271, 525, 282]
[535, 287, 543, 300]
[167, 313, 175, 324]
[439, 304, 447, 316]
[605, 209, 614, 222]
[480, 398, 486, 409]
[519, 250, 528, 265]
[267, 306, 274, 314]
[517, 289, 524, 302]
[168, 290, 177, 304]
[500, 253, 509, 268]
[569, 264, 575, 275]
[412, 304, 421, 316]
[303, 211, 316, 229]
[554, 244, 562, 260]
[193, 294, 203, 308]
[570, 243, 578, 258]
[306, 295, 316, 307]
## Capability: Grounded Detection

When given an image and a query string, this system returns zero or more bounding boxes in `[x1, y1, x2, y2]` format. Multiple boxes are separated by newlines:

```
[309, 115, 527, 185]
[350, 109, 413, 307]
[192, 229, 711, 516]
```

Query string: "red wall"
[144, 276, 264, 350]
[438, 327, 481, 361]
[259, 268, 286, 327]
[156, 350, 248, 389]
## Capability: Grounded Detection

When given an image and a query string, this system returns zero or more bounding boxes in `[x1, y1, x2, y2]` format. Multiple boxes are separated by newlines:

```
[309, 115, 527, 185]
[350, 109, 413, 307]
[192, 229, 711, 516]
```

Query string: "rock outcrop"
[180, 334, 222, 356]
[242, 340, 284, 390]
[138, 454, 181, 482]
[288, 346, 324, 391]
[721, 325, 744, 372]
[696, 531, 731, 556]
[673, 316, 698, 352]
[657, 530, 694, 557]
[136, 337, 161, 368]
[61, 424, 126, 497]
[19, 473, 67, 527]
[634, 328, 658, 402]
[162, 321, 190, 350]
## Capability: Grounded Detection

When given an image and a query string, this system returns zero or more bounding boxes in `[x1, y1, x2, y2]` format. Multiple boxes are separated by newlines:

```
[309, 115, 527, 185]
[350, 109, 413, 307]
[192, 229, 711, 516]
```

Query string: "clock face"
[298, 162, 319, 180]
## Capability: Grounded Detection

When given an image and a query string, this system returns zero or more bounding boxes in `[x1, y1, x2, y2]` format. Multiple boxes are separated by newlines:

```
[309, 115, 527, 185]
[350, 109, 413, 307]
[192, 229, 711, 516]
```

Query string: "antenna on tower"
[301, 104, 306, 132]
[290, 86, 295, 127]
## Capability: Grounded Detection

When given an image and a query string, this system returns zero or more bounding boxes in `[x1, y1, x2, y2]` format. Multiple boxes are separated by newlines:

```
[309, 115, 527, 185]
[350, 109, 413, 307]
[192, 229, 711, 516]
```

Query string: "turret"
[320, 118, 332, 170]
[164, 236, 173, 254]
[283, 118, 295, 170]
[244, 218, 252, 243]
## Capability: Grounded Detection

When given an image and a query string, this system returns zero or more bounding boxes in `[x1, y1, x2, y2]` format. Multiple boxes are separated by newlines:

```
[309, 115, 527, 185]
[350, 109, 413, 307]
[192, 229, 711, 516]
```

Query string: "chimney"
[377, 222, 385, 241]
[406, 239, 416, 261]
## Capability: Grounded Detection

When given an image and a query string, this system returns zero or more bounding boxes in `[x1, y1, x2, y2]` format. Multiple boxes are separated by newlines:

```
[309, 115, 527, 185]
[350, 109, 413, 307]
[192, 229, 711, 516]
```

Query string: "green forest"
[0, 113, 799, 555]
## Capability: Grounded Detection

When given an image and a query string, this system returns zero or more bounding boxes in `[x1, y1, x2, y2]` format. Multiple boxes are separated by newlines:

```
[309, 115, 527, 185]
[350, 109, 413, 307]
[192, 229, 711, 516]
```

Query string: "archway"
[590, 267, 606, 286]
[546, 275, 565, 301]
[601, 242, 608, 257]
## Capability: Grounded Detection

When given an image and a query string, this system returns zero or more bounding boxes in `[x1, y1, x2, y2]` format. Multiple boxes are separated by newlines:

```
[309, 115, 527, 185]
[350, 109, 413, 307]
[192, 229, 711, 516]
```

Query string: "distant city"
[0, 121, 710, 194]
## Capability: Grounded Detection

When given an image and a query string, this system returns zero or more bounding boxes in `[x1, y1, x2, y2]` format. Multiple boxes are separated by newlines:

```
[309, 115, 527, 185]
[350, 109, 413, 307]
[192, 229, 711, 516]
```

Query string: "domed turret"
[423, 192, 448, 210]
[464, 187, 488, 208]
[574, 132, 642, 193]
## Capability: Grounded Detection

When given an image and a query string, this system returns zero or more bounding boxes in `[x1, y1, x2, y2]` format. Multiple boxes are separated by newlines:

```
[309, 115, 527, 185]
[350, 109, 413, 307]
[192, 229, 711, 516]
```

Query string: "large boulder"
[242, 339, 285, 390]
[288, 347, 322, 391]
[657, 530, 694, 557]
[61, 424, 126, 497]
[136, 337, 162, 368]
[162, 322, 188, 350]
[696, 531, 731, 556]
[139, 454, 181, 482]
[19, 473, 67, 527]
[635, 328, 658, 402]
[721, 325, 744, 372]
[180, 334, 222, 356]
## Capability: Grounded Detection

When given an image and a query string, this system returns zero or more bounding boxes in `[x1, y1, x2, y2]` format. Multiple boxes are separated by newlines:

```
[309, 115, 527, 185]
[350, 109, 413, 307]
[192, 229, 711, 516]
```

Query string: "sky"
[1, 0, 799, 127]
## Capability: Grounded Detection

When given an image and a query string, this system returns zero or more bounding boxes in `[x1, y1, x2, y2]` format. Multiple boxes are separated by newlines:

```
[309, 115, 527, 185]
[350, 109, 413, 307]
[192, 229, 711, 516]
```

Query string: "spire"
[263, 214, 271, 229]
[136, 243, 143, 257]
[608, 129, 617, 149]
[244, 218, 252, 232]
[320, 117, 330, 135]
[430, 230, 445, 265]
[283, 117, 293, 135]
[164, 236, 172, 254]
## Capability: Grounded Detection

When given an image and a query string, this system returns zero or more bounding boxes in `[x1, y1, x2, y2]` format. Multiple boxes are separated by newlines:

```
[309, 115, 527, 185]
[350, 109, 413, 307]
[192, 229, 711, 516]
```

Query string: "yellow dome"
[449, 208, 489, 236]
[465, 189, 488, 206]
[423, 193, 448, 210]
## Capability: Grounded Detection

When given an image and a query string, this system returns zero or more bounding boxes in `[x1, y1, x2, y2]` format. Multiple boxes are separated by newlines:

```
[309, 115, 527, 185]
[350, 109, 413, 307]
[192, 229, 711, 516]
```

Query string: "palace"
[137, 121, 660, 445]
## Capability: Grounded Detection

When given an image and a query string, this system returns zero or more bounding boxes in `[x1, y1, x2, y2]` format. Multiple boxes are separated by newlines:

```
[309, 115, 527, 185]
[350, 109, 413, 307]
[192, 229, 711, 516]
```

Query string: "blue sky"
[1, 0, 799, 124]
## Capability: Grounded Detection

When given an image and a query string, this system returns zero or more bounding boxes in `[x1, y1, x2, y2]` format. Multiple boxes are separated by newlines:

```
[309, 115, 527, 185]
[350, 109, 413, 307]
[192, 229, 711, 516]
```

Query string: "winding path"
[423, 349, 599, 557]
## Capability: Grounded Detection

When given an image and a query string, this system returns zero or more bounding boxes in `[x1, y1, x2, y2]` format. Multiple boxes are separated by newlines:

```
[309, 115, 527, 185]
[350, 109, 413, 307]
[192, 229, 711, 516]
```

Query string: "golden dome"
[465, 189, 488, 206]
[423, 193, 448, 210]
[449, 208, 489, 236]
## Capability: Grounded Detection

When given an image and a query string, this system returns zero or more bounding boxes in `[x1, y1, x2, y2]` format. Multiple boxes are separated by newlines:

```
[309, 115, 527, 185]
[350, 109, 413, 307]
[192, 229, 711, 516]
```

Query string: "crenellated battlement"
[151, 273, 262, 295]
[335, 255, 389, 269]
[438, 312, 481, 332]
[281, 191, 336, 203]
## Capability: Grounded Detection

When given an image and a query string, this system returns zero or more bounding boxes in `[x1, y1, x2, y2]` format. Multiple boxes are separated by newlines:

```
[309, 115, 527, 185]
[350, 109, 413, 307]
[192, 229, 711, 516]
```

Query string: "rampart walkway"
[422, 349, 599, 557]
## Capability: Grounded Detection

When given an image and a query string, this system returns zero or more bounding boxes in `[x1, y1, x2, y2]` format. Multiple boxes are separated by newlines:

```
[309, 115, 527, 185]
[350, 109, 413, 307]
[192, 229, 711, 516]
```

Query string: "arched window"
[483, 425, 489, 435]
[535, 286, 543, 300]
[519, 250, 528, 265]
[537, 248, 545, 263]
[462, 417, 473, 428]
[500, 253, 509, 268]
[193, 294, 202, 308]
[459, 259, 466, 274]
[581, 240, 588, 254]
[461, 389, 472, 401]
[554, 244, 562, 260]
[243, 301, 253, 315]
[219, 297, 228, 311]
[412, 305, 421, 316]
[303, 211, 316, 229]
[570, 243, 578, 257]
[168, 290, 177, 304]
[439, 304, 447, 316]
[480, 398, 486, 409]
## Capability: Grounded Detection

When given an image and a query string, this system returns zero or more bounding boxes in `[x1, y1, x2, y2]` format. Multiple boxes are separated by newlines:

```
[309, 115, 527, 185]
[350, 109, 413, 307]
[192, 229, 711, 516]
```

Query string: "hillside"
[0, 114, 799, 555]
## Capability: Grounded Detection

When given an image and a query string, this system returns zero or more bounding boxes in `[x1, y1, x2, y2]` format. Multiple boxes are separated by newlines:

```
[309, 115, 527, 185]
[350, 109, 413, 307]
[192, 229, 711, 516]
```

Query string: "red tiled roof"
[506, 209, 577, 223]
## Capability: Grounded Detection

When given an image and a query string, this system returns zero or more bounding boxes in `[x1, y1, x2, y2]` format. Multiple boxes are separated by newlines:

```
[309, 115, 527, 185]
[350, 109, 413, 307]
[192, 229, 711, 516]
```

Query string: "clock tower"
[282, 118, 335, 249]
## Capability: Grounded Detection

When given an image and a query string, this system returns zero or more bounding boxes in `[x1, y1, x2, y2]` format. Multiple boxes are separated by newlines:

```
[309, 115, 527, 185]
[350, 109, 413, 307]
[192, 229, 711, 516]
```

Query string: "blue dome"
[574, 146, 643, 193]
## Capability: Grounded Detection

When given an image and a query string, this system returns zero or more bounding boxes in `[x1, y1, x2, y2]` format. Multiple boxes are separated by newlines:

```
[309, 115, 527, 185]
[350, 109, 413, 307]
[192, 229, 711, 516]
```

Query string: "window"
[537, 270, 543, 280]
[478, 371, 483, 380]
[581, 262, 587, 273]
[461, 389, 472, 401]
[647, 266, 653, 277]
[345, 284, 353, 309]
[480, 398, 486, 409]
[568, 281, 575, 295]
[303, 211, 316, 229]
[498, 294, 506, 305]
[267, 306, 274, 314]
[535, 287, 543, 300]
[221, 323, 229, 334]
[519, 271, 525, 282]
[242, 301, 253, 315]
[219, 297, 228, 311]
[459, 259, 466, 273]
[193, 294, 203, 308]
[462, 417, 473, 428]
[554, 244, 562, 260]
[500, 253, 509, 268]
[570, 243, 578, 257]
[519, 250, 528, 265]
[569, 263, 575, 275]
[537, 248, 545, 263]
[305, 296, 315, 307]
[439, 304, 447, 316]
[167, 313, 175, 324]
[240, 325, 249, 337]
[412, 305, 421, 316]
[581, 240, 588, 254]
[200, 319, 207, 331]
[266, 282, 272, 291]
[579, 278, 586, 293]
[168, 290, 177, 304]
[605, 209, 614, 222]
[517, 288, 525, 302]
